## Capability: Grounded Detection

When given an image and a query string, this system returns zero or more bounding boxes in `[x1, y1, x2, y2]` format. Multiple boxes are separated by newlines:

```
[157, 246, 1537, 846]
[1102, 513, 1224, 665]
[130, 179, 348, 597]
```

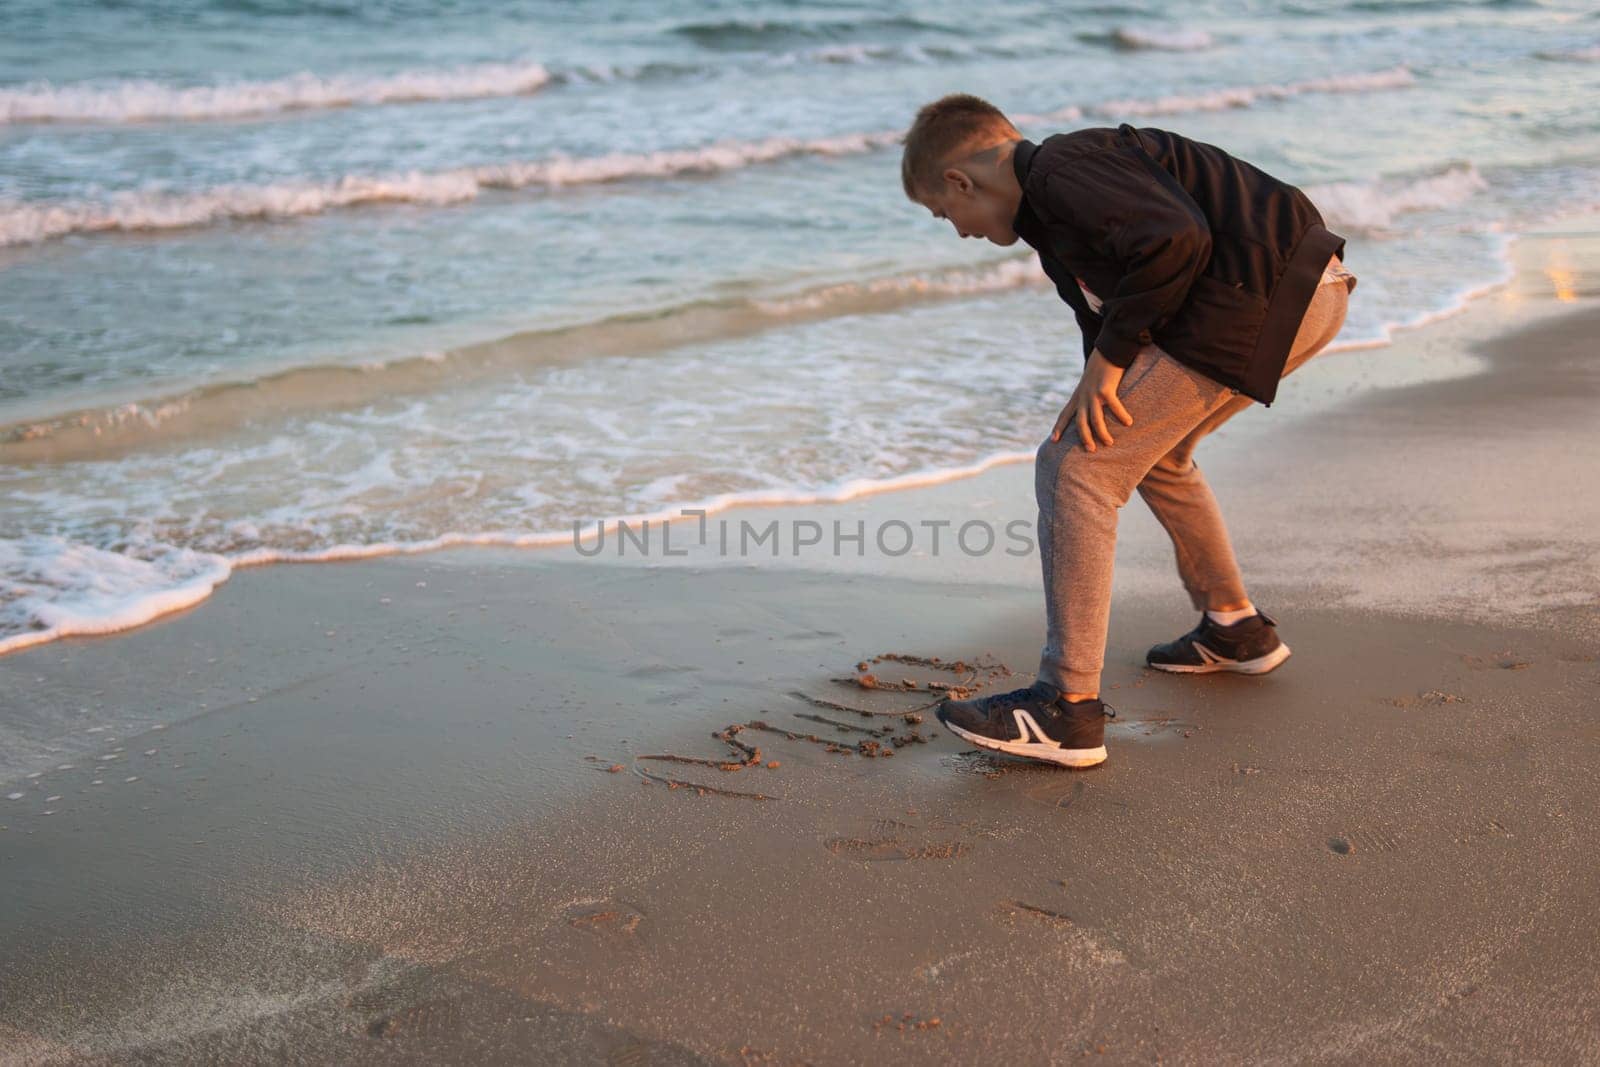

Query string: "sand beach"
[8, 1, 1600, 1059]
[2, 220, 1598, 1063]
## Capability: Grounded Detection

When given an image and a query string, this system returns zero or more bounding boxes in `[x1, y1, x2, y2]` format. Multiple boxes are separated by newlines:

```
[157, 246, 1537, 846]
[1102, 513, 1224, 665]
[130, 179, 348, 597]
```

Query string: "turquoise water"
[2, 0, 1599, 649]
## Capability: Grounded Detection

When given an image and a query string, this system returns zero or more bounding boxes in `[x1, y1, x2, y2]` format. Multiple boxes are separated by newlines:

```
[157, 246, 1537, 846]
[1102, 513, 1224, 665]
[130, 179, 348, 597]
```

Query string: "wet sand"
[2, 221, 1598, 1064]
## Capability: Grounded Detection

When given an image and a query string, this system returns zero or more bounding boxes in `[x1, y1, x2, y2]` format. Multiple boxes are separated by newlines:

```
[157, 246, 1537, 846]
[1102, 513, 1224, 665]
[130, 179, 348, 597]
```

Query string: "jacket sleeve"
[1041, 147, 1212, 367]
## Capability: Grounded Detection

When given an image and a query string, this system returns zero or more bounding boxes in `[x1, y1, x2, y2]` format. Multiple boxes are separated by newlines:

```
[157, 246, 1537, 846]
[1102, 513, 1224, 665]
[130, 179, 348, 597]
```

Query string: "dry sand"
[1, 220, 1597, 1064]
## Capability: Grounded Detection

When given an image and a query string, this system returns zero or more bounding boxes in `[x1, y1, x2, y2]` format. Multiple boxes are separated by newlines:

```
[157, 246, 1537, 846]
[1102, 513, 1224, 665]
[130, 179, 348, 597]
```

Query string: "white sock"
[1205, 604, 1256, 627]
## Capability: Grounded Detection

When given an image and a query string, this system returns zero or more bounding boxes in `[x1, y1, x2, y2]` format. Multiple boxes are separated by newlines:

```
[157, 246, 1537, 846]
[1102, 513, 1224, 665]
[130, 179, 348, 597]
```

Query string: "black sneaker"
[936, 682, 1114, 769]
[1145, 610, 1291, 675]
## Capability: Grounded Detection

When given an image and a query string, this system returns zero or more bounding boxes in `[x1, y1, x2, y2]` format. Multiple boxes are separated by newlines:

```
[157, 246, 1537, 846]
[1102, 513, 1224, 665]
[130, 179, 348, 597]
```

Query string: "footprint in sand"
[832, 825, 966, 863]
[1025, 779, 1087, 811]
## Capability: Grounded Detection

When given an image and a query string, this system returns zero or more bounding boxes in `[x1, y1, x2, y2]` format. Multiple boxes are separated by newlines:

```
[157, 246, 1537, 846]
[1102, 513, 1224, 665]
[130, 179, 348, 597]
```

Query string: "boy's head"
[901, 94, 1024, 246]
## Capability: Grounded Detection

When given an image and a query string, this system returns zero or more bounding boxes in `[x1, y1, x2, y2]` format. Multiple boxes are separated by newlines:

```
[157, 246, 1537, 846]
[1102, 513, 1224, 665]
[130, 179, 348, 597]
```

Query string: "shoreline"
[0, 213, 1577, 663]
[3, 217, 1596, 777]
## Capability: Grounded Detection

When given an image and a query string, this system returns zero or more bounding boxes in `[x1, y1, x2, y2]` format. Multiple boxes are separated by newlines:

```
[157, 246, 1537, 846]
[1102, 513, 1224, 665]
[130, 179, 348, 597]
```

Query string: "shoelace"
[975, 685, 1048, 715]
[976, 685, 1118, 720]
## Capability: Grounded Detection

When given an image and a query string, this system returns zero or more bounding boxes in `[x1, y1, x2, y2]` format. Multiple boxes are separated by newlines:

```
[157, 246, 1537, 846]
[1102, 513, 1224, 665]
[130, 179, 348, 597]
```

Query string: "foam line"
[0, 62, 554, 125]
[0, 68, 1416, 247]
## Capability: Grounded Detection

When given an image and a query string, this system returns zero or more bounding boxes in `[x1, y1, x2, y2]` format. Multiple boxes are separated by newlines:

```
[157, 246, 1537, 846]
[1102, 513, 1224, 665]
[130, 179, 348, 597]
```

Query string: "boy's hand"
[1051, 350, 1134, 451]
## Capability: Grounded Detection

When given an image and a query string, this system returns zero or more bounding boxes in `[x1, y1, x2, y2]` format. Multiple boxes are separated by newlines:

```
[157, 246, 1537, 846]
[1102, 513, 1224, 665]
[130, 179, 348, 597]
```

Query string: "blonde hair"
[900, 93, 1021, 200]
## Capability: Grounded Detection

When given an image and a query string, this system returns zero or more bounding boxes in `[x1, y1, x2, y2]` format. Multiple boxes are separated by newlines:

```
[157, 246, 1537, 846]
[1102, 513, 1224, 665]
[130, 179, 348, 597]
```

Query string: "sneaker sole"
[938, 718, 1107, 769]
[1146, 641, 1292, 676]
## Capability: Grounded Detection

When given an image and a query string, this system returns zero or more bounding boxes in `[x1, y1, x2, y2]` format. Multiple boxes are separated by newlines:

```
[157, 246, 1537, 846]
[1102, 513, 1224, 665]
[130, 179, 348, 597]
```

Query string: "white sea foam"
[0, 536, 232, 656]
[0, 66, 1417, 247]
[1307, 163, 1488, 233]
[1092, 66, 1414, 118]
[0, 62, 553, 125]
[0, 452, 1044, 658]
[0, 37, 995, 128]
[1325, 231, 1517, 353]
[1111, 27, 1215, 52]
[771, 40, 989, 66]
[0, 131, 901, 246]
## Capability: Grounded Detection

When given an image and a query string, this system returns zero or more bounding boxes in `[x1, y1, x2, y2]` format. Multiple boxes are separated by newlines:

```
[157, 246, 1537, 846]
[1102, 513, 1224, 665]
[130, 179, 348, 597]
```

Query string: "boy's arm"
[1042, 146, 1211, 367]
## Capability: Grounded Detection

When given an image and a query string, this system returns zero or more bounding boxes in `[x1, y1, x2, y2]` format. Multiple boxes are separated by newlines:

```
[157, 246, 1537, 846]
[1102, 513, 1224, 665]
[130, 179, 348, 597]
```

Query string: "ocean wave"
[557, 59, 707, 85]
[1306, 163, 1489, 233]
[0, 66, 1417, 247]
[0, 62, 553, 125]
[2, 37, 1007, 126]
[1081, 26, 1216, 52]
[1535, 44, 1600, 62]
[669, 15, 951, 51]
[1092, 66, 1414, 117]
[0, 131, 901, 246]
[768, 40, 1004, 67]
[0, 536, 231, 656]
[1347, 0, 1534, 11]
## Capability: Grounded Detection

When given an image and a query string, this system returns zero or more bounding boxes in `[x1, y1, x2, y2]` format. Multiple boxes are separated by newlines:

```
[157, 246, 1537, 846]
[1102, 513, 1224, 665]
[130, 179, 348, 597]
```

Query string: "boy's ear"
[941, 166, 974, 196]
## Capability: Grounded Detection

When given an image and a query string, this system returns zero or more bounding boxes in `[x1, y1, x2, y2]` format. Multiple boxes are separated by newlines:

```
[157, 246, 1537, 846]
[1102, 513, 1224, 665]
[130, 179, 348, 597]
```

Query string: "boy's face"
[918, 167, 1020, 247]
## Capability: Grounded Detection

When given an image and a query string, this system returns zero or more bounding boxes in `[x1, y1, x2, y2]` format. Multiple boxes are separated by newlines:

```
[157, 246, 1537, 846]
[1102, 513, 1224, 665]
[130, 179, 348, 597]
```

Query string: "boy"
[905, 94, 1356, 769]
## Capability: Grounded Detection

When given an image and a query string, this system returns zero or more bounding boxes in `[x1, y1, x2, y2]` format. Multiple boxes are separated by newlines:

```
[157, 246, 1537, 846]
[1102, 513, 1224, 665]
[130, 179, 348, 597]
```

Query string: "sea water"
[2, 0, 1599, 652]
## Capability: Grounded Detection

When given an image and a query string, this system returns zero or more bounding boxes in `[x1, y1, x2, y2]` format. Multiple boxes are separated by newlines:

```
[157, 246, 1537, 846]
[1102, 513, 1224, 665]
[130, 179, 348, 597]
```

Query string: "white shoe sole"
[1146, 641, 1292, 675]
[940, 719, 1107, 769]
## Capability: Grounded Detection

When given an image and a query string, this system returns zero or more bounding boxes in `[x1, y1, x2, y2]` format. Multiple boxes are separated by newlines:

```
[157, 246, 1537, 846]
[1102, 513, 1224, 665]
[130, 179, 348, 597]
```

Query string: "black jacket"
[1011, 125, 1346, 405]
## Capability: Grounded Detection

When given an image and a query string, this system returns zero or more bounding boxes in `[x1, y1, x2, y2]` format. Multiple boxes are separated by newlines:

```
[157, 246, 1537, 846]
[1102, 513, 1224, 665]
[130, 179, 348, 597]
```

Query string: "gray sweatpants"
[1034, 276, 1351, 695]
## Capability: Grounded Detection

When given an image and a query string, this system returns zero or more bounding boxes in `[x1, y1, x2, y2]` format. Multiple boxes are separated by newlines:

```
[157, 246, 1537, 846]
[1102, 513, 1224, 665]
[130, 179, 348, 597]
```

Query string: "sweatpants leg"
[1035, 348, 1236, 695]
[1134, 280, 1352, 611]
